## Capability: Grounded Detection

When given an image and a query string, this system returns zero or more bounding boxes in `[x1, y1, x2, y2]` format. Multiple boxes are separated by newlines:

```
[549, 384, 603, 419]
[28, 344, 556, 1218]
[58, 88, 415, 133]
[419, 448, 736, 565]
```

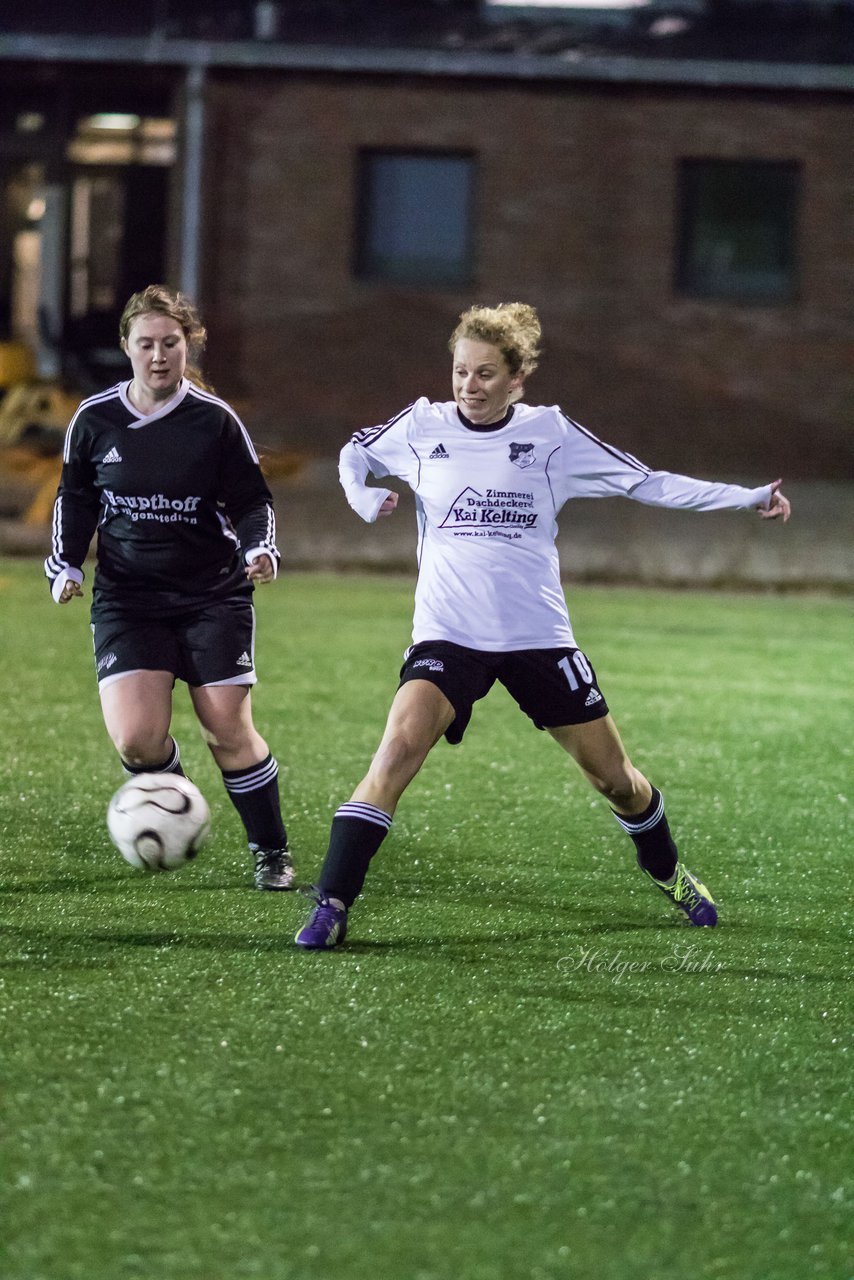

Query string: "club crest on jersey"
[509, 442, 535, 469]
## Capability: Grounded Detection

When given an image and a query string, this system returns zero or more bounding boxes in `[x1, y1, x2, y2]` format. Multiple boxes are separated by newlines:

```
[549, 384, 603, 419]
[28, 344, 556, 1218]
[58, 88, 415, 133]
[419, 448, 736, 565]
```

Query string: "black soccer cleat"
[252, 846, 296, 891]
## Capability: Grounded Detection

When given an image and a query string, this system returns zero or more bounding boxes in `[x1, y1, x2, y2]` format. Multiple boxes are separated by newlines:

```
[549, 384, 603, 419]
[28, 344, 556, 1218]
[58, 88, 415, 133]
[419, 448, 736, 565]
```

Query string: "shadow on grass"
[0, 873, 254, 895]
[1, 922, 585, 960]
[0, 922, 843, 988]
[0, 875, 127, 895]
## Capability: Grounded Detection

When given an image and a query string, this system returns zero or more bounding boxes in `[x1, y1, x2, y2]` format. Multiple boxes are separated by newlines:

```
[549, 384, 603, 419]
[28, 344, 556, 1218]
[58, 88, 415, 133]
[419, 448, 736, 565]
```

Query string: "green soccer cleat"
[646, 862, 718, 927]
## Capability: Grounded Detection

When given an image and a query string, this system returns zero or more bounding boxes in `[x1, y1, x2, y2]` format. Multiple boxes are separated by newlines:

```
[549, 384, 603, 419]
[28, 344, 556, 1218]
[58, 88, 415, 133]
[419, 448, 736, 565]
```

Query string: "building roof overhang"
[1, 31, 852, 92]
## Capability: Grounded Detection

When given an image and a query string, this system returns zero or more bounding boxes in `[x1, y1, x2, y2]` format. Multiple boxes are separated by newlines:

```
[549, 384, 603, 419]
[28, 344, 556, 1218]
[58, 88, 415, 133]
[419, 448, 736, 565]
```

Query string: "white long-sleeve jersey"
[340, 398, 772, 651]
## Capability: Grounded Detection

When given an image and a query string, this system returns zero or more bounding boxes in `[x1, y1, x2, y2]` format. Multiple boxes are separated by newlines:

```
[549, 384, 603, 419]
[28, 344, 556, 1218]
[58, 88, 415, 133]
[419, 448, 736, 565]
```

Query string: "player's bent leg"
[296, 681, 456, 950]
[548, 715, 651, 813]
[190, 684, 293, 890]
[548, 716, 717, 927]
[353, 679, 456, 815]
[99, 669, 180, 772]
[189, 683, 268, 771]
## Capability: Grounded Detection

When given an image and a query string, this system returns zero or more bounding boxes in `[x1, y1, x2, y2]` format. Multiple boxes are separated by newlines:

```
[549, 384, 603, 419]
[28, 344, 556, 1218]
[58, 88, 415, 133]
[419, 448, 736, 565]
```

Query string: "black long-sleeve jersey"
[44, 379, 279, 611]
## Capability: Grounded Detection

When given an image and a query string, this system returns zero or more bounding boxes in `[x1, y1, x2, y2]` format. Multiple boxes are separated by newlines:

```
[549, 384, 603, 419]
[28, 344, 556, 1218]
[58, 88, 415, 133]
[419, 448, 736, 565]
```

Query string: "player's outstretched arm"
[759, 479, 791, 521]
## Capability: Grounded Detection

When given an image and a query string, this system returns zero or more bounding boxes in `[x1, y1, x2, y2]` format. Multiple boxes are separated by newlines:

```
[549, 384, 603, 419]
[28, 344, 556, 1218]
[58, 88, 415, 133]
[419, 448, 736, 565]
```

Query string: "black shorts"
[91, 594, 257, 689]
[399, 640, 609, 744]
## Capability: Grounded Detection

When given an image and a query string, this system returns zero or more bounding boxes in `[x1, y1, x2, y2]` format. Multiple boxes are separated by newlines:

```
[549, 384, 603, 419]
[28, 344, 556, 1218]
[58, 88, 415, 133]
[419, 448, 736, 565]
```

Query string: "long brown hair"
[119, 284, 214, 391]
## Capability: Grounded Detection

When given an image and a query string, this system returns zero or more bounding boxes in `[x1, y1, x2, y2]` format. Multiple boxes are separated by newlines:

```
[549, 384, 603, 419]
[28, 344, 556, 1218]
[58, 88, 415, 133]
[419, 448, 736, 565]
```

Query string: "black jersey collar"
[456, 404, 516, 433]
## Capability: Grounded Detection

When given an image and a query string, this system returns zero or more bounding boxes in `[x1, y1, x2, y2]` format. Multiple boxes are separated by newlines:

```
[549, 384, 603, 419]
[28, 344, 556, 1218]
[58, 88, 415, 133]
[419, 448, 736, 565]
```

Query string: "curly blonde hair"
[448, 302, 542, 379]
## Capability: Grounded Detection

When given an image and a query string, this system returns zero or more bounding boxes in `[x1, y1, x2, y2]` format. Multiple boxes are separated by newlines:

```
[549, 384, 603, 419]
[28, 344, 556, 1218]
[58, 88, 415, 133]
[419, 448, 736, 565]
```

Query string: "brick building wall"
[201, 72, 852, 479]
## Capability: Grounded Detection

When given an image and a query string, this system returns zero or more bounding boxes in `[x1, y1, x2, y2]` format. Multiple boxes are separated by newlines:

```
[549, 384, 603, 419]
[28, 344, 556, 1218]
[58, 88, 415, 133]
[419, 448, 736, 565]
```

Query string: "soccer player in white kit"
[296, 303, 791, 948]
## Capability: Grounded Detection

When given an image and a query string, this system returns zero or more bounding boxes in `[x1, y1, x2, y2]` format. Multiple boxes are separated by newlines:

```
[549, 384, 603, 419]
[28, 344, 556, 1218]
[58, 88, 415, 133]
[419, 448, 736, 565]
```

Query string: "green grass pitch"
[1, 558, 851, 1280]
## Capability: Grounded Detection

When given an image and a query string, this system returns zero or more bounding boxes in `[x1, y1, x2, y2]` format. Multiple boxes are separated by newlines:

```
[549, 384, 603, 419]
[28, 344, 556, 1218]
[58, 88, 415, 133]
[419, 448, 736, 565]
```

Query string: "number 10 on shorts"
[558, 651, 594, 690]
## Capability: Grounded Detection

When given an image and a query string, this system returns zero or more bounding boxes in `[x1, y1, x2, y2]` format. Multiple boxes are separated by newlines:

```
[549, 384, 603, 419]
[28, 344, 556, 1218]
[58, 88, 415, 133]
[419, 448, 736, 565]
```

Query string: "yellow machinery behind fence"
[0, 341, 79, 525]
[0, 341, 309, 527]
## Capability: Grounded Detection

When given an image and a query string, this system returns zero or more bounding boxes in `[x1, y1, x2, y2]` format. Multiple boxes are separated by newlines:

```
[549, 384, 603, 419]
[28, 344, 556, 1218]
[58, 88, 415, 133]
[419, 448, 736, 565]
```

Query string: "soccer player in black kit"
[44, 284, 294, 890]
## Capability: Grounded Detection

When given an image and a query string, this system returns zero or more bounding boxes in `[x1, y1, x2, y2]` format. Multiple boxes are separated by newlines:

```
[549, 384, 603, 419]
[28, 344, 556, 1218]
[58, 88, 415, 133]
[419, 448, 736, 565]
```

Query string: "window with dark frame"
[676, 159, 800, 303]
[355, 149, 476, 287]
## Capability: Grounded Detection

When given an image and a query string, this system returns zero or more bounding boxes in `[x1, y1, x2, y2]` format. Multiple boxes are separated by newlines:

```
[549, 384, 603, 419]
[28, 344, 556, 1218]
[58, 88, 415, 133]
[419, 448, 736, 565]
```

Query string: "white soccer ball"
[107, 774, 211, 872]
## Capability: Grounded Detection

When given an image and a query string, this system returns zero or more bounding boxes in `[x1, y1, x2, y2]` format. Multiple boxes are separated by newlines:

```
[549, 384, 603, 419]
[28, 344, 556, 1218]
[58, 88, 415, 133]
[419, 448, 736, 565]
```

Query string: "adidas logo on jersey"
[102, 447, 122, 464]
[429, 443, 450, 459]
[236, 651, 253, 668]
[585, 688, 603, 706]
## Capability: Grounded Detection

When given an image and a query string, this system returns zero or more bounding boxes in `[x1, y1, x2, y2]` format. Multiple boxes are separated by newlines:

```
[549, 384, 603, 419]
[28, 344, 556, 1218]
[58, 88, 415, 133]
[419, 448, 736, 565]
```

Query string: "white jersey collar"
[120, 377, 191, 426]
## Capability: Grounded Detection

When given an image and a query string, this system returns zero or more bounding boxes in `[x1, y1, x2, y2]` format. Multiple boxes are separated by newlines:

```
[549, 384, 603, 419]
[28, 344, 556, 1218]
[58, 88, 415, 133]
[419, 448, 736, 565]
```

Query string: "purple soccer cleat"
[295, 886, 348, 949]
[646, 862, 718, 927]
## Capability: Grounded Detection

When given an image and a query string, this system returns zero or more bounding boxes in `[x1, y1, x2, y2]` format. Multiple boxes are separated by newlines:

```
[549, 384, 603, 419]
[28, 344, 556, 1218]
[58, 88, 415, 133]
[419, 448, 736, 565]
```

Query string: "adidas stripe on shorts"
[399, 640, 609, 744]
[91, 593, 257, 689]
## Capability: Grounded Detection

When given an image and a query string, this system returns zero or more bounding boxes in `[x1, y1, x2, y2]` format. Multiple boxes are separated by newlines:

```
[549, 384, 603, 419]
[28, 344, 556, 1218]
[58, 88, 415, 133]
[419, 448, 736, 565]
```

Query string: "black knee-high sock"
[318, 802, 393, 907]
[611, 787, 678, 882]
[221, 753, 288, 851]
[122, 737, 185, 776]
